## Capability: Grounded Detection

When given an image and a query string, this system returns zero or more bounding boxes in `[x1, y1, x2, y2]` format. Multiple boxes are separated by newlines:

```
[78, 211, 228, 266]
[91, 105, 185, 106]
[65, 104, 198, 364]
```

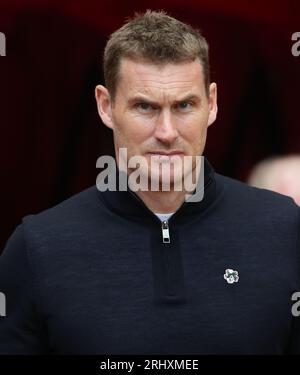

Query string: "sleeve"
[0, 224, 49, 354]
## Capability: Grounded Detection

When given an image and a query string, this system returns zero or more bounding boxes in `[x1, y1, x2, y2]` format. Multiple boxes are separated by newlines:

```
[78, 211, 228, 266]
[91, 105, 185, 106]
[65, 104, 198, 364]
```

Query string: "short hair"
[103, 10, 210, 101]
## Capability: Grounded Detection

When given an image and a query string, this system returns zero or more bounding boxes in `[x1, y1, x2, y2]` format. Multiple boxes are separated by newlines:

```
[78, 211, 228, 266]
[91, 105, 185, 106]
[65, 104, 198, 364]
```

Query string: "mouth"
[146, 151, 184, 156]
[146, 151, 185, 164]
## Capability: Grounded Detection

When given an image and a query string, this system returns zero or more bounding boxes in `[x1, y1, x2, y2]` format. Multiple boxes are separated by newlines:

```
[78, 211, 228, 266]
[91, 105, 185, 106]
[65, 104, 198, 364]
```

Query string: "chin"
[147, 165, 185, 191]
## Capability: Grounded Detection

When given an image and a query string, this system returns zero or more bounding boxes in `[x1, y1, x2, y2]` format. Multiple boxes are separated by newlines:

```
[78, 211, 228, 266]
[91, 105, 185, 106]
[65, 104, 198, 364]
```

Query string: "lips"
[147, 151, 184, 156]
[146, 152, 185, 163]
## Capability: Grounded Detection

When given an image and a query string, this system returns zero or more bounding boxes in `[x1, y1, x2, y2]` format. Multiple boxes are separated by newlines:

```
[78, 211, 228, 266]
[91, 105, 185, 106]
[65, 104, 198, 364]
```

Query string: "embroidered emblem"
[224, 269, 239, 284]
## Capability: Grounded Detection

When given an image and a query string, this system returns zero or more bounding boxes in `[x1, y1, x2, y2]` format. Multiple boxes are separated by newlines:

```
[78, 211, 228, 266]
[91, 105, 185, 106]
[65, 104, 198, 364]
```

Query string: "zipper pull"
[161, 220, 171, 243]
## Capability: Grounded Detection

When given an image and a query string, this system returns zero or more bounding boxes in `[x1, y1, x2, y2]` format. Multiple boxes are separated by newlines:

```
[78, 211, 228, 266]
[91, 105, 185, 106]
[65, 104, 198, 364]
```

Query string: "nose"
[153, 109, 179, 144]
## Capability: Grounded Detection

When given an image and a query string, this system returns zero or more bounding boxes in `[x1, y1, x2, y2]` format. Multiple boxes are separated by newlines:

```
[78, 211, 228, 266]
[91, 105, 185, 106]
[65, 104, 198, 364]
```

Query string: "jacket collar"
[97, 156, 217, 225]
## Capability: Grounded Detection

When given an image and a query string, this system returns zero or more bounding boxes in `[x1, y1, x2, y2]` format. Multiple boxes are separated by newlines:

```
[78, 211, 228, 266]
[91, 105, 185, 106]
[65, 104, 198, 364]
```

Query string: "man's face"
[96, 58, 217, 187]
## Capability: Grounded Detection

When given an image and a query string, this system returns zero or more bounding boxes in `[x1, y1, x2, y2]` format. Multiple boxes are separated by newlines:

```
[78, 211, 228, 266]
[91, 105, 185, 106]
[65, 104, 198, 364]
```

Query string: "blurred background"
[0, 0, 300, 250]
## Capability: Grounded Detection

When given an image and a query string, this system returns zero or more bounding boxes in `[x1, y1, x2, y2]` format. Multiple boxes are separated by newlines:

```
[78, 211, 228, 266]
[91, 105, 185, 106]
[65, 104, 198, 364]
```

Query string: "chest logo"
[224, 269, 239, 284]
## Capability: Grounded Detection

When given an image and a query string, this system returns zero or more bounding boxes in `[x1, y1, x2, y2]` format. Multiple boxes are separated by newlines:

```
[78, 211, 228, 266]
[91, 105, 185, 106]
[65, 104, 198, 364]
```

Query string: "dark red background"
[0, 0, 300, 250]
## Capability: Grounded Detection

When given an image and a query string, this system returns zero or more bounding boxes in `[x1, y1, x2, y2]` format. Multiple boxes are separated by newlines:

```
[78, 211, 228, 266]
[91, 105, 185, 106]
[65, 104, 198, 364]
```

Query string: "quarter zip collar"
[97, 156, 217, 225]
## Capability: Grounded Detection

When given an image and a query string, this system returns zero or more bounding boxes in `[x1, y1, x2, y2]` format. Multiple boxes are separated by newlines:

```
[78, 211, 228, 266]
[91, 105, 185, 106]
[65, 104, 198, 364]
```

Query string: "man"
[0, 10, 299, 355]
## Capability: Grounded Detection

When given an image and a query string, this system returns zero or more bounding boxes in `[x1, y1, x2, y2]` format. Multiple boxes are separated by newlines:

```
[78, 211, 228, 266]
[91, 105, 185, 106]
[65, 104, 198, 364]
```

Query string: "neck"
[135, 189, 187, 214]
[130, 165, 201, 214]
[115, 157, 203, 215]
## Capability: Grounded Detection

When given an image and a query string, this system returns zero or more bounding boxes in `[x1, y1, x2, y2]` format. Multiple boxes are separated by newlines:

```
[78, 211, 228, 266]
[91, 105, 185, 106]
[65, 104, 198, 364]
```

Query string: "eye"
[136, 102, 152, 111]
[177, 101, 193, 110]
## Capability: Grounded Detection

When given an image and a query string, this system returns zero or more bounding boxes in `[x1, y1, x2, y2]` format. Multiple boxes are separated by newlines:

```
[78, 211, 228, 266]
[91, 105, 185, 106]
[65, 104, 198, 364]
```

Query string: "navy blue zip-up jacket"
[0, 157, 300, 354]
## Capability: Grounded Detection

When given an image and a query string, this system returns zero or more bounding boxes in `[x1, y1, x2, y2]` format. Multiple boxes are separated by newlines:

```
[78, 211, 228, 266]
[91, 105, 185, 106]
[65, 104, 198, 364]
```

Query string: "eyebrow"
[127, 94, 201, 107]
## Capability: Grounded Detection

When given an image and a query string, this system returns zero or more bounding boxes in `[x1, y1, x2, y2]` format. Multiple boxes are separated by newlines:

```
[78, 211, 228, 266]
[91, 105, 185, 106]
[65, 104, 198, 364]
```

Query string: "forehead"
[117, 58, 205, 97]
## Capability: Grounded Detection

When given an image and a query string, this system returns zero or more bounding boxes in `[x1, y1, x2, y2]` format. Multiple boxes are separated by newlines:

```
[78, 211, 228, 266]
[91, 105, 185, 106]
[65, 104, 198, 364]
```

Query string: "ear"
[207, 82, 218, 127]
[95, 85, 114, 130]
